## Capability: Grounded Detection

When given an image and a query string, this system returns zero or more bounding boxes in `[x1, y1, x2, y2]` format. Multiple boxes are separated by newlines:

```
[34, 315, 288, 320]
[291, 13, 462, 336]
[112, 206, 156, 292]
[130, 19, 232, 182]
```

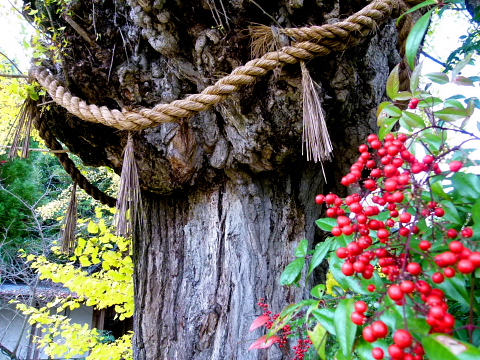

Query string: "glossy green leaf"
[386, 64, 400, 99]
[312, 308, 336, 336]
[376, 101, 392, 118]
[308, 323, 328, 360]
[405, 9, 434, 68]
[379, 297, 430, 336]
[431, 181, 451, 200]
[440, 200, 462, 224]
[392, 91, 412, 101]
[401, 110, 426, 128]
[310, 284, 326, 299]
[434, 107, 469, 122]
[451, 52, 475, 80]
[435, 274, 471, 310]
[426, 72, 450, 84]
[452, 76, 475, 87]
[396, 0, 436, 24]
[410, 62, 423, 92]
[334, 298, 357, 357]
[419, 96, 443, 107]
[379, 116, 399, 140]
[423, 334, 480, 360]
[316, 218, 337, 232]
[308, 238, 334, 277]
[471, 198, 480, 224]
[295, 239, 309, 257]
[280, 257, 305, 285]
[451, 173, 480, 201]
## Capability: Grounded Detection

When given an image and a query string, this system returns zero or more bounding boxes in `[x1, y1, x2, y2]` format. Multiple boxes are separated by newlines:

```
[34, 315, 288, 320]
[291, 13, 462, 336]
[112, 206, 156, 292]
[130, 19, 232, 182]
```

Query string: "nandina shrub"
[248, 61, 480, 360]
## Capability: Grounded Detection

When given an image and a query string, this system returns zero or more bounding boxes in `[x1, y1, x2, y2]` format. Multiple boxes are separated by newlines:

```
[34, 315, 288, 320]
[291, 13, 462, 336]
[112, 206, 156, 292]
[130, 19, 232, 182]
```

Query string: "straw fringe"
[61, 182, 78, 254]
[8, 98, 37, 159]
[114, 132, 142, 238]
[300, 60, 333, 164]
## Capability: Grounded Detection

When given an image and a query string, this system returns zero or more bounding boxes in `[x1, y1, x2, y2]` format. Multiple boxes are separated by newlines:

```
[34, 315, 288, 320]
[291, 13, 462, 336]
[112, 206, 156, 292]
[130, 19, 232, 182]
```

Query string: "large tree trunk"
[28, 0, 402, 358]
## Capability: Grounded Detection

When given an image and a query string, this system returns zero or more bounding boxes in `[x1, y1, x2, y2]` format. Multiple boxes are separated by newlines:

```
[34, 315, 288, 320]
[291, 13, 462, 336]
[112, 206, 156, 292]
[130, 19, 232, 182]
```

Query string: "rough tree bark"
[26, 0, 403, 358]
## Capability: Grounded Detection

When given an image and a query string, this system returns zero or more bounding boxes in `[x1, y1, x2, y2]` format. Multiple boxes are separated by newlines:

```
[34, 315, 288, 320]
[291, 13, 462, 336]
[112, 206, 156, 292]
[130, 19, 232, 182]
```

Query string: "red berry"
[368, 284, 376, 292]
[363, 326, 377, 342]
[325, 194, 338, 205]
[434, 207, 445, 217]
[388, 284, 404, 301]
[470, 252, 480, 267]
[408, 98, 420, 109]
[447, 229, 458, 239]
[342, 262, 355, 276]
[337, 247, 348, 259]
[399, 212, 412, 223]
[351, 311, 367, 325]
[449, 241, 464, 253]
[407, 262, 422, 275]
[449, 161, 463, 172]
[359, 144, 369, 153]
[432, 272, 445, 284]
[444, 267, 456, 278]
[315, 194, 326, 204]
[457, 259, 475, 274]
[371, 321, 389, 338]
[393, 329, 413, 348]
[461, 228, 474, 238]
[435, 251, 458, 267]
[372, 347, 384, 360]
[355, 301, 368, 313]
[332, 226, 342, 237]
[419, 240, 431, 251]
[367, 134, 379, 143]
[388, 344, 405, 358]
[423, 155, 435, 164]
[400, 280, 415, 294]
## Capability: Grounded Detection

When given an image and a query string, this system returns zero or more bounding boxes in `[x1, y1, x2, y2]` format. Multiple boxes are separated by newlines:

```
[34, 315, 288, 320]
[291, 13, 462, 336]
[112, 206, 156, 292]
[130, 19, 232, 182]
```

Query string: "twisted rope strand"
[31, 0, 418, 132]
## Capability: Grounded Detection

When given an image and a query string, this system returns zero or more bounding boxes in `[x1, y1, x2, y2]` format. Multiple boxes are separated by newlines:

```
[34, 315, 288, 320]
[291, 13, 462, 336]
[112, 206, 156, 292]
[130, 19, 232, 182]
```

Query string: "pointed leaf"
[280, 257, 305, 285]
[310, 284, 326, 299]
[434, 107, 468, 122]
[308, 323, 327, 360]
[410, 62, 423, 92]
[315, 218, 338, 232]
[405, 9, 434, 68]
[452, 76, 475, 87]
[386, 64, 400, 99]
[295, 239, 309, 257]
[308, 238, 334, 276]
[396, 0, 437, 24]
[248, 335, 280, 350]
[334, 298, 357, 357]
[249, 315, 270, 332]
[401, 110, 426, 128]
[423, 334, 480, 360]
[425, 72, 449, 84]
[312, 308, 336, 336]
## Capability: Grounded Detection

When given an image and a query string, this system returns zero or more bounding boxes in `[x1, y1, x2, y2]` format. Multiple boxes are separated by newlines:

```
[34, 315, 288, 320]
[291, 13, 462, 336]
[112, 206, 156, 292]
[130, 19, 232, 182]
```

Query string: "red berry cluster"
[292, 338, 313, 360]
[314, 132, 478, 360]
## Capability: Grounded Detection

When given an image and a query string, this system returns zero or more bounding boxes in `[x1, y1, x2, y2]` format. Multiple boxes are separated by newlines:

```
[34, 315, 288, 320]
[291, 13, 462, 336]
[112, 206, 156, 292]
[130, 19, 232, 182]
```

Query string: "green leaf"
[422, 132, 444, 153]
[392, 91, 412, 101]
[434, 107, 468, 122]
[308, 323, 328, 360]
[405, 9, 434, 68]
[471, 198, 480, 224]
[423, 334, 480, 360]
[315, 218, 338, 232]
[295, 239, 309, 257]
[378, 116, 399, 140]
[376, 101, 392, 118]
[445, 99, 466, 109]
[401, 110, 426, 128]
[312, 308, 336, 336]
[452, 76, 475, 87]
[386, 64, 400, 99]
[451, 173, 480, 201]
[410, 62, 423, 92]
[334, 298, 357, 358]
[380, 297, 430, 336]
[396, 0, 437, 24]
[383, 104, 402, 117]
[451, 52, 475, 80]
[280, 258, 305, 285]
[431, 181, 451, 200]
[308, 238, 334, 277]
[310, 284, 326, 299]
[419, 96, 443, 108]
[440, 200, 462, 224]
[435, 274, 471, 309]
[425, 72, 450, 84]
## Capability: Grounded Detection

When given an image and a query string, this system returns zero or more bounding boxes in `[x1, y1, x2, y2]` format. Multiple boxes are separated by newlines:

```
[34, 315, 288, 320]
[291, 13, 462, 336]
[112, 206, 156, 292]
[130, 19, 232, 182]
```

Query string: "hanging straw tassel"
[9, 98, 37, 159]
[300, 60, 333, 165]
[114, 132, 142, 238]
[61, 182, 78, 254]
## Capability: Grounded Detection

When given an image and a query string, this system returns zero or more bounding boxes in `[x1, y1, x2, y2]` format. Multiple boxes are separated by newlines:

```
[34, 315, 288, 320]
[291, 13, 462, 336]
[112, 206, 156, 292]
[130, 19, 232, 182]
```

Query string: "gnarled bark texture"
[28, 0, 402, 358]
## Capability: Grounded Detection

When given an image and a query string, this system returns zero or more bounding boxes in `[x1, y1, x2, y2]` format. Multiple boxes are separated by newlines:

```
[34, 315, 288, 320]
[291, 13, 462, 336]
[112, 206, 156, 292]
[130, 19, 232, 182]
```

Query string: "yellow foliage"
[17, 208, 134, 360]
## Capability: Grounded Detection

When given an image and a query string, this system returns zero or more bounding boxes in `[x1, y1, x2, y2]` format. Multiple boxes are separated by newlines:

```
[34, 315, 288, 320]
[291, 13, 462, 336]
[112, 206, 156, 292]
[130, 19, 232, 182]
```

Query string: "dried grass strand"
[300, 60, 333, 163]
[61, 182, 78, 254]
[114, 132, 142, 238]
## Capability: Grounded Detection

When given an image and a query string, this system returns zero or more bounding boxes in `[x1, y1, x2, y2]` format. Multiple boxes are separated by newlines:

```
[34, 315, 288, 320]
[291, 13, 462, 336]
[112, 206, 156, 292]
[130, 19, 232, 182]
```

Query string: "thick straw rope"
[30, 0, 420, 132]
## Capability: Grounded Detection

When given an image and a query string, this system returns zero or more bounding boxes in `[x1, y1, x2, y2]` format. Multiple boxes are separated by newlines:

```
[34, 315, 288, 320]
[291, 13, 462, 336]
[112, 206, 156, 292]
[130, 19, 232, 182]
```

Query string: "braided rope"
[31, 0, 419, 132]
[34, 112, 117, 207]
